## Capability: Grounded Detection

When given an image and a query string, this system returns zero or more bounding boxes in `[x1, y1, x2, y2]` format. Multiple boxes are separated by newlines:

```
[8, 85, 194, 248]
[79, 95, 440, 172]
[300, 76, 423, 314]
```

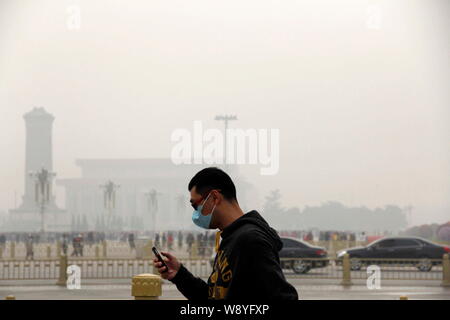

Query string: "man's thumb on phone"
[161, 251, 173, 259]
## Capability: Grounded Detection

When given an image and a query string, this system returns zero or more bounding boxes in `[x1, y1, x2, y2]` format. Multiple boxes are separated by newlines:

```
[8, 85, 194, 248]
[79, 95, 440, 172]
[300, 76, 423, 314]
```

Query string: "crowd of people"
[0, 229, 381, 246]
[0, 230, 220, 259]
[0, 229, 391, 260]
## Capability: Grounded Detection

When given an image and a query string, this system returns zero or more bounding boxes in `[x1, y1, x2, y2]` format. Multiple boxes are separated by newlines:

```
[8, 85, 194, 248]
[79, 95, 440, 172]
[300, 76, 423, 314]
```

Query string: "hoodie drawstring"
[215, 231, 222, 253]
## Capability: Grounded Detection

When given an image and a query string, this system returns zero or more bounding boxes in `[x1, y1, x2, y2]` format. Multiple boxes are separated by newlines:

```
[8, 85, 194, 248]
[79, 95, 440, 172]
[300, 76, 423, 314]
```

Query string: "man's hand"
[153, 251, 180, 280]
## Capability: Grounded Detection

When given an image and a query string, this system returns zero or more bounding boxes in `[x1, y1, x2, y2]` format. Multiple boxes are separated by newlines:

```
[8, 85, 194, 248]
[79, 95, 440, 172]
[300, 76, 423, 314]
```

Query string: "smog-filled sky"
[0, 0, 449, 226]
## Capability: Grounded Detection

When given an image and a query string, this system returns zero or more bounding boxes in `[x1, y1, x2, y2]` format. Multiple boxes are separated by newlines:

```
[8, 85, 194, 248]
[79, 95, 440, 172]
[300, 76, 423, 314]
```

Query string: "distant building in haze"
[57, 159, 253, 232]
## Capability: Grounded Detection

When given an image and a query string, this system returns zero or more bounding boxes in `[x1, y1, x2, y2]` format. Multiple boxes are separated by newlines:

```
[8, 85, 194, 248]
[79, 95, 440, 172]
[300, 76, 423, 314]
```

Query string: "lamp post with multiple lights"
[100, 180, 120, 231]
[29, 167, 56, 235]
[145, 189, 162, 240]
[214, 114, 237, 170]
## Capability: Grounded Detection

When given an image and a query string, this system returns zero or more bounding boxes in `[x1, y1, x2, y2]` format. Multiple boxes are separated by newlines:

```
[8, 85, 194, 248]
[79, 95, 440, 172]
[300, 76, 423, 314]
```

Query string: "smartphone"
[152, 246, 169, 272]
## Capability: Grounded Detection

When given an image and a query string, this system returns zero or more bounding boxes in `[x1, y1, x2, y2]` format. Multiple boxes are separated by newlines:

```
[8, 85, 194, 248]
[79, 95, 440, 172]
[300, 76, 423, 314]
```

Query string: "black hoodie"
[170, 210, 299, 300]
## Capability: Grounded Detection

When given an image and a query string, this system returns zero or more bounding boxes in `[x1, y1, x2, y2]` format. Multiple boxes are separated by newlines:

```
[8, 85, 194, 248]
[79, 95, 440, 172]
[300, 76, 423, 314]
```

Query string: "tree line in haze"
[262, 190, 408, 232]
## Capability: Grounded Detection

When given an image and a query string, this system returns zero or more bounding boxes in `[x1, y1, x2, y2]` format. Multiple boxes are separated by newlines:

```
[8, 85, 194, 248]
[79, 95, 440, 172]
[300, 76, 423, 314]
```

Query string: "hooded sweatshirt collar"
[220, 210, 283, 251]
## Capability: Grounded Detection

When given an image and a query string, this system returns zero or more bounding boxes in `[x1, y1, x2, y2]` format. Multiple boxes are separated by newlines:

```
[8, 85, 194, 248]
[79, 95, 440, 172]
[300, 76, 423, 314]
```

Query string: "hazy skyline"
[0, 0, 449, 226]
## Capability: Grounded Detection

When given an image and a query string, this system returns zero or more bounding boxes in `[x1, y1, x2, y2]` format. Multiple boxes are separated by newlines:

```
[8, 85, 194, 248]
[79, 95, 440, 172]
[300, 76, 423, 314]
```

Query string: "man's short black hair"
[188, 167, 237, 201]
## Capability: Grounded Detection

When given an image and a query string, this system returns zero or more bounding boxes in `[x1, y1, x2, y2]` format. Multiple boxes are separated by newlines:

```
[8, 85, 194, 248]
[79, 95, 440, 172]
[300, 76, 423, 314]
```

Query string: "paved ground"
[1, 278, 449, 300]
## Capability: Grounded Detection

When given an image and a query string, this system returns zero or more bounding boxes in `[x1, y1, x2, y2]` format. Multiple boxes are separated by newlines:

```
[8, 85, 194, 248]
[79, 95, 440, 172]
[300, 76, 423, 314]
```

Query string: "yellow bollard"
[56, 254, 68, 286]
[10, 242, 15, 259]
[340, 253, 352, 286]
[441, 253, 450, 287]
[102, 241, 107, 258]
[56, 241, 62, 258]
[399, 296, 408, 300]
[131, 274, 162, 300]
[191, 241, 198, 259]
[5, 295, 16, 300]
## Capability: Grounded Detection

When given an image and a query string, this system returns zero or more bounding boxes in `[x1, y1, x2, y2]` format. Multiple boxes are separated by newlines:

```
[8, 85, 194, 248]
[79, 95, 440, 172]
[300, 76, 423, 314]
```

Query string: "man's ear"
[212, 190, 222, 205]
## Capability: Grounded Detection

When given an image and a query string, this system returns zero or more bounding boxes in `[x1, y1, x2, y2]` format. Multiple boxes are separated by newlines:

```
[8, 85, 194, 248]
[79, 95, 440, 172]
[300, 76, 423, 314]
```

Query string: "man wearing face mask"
[153, 167, 298, 300]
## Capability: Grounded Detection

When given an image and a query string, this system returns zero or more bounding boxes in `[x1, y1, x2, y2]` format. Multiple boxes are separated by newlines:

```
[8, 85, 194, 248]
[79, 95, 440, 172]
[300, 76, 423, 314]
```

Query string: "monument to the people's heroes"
[8, 107, 67, 232]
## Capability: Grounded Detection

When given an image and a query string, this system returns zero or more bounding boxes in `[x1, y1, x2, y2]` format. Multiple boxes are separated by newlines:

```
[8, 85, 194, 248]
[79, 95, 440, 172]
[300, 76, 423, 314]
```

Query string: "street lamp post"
[175, 194, 186, 229]
[100, 180, 120, 232]
[145, 189, 162, 240]
[404, 205, 413, 228]
[214, 114, 237, 169]
[29, 167, 56, 235]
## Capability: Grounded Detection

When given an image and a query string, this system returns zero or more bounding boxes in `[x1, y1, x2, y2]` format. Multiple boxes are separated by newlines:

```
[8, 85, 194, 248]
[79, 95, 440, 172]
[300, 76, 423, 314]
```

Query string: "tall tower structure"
[9, 107, 66, 231]
[22, 107, 55, 209]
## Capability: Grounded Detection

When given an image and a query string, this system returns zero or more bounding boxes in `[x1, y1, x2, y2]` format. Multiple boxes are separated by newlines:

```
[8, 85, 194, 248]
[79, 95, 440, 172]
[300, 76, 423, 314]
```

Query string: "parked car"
[279, 237, 329, 274]
[209, 237, 329, 274]
[337, 236, 450, 272]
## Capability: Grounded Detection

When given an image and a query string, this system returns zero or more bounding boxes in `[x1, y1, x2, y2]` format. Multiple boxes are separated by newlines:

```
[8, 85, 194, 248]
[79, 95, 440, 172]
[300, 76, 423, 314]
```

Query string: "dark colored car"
[337, 236, 450, 272]
[279, 237, 329, 274]
[209, 237, 328, 274]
